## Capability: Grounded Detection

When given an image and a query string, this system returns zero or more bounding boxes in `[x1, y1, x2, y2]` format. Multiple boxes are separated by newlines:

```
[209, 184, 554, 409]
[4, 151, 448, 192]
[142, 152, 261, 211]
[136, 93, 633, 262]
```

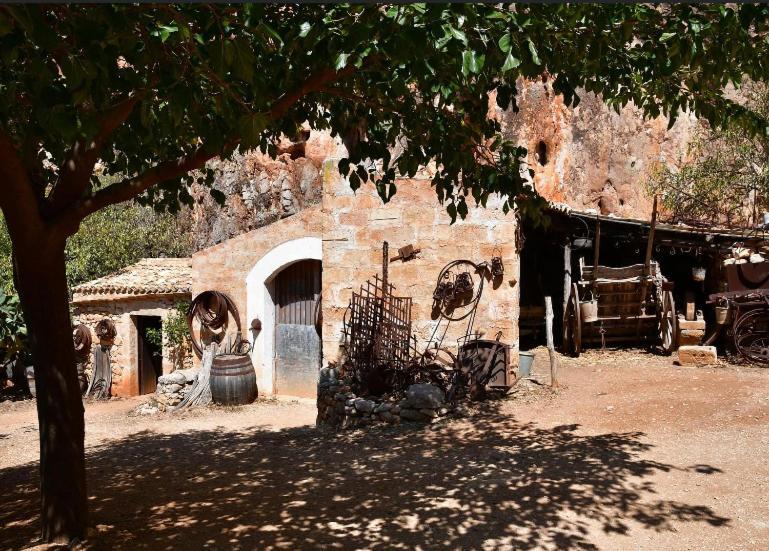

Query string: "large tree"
[1, 3, 768, 544]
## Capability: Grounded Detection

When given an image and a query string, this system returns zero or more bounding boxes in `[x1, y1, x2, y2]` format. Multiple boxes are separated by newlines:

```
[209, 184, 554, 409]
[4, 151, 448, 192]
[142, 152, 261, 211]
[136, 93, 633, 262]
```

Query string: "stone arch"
[245, 237, 322, 395]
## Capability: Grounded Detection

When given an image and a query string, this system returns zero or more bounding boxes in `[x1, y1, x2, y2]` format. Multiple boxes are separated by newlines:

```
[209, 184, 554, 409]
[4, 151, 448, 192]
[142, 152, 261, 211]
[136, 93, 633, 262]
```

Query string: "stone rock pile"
[155, 368, 199, 409]
[317, 367, 450, 429]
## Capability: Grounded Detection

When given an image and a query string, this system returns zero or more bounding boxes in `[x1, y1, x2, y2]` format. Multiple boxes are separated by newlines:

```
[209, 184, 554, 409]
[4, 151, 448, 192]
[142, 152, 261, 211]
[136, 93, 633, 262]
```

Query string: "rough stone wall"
[191, 133, 346, 249]
[320, 162, 519, 367]
[72, 294, 191, 397]
[191, 160, 519, 394]
[502, 79, 698, 218]
[191, 207, 326, 333]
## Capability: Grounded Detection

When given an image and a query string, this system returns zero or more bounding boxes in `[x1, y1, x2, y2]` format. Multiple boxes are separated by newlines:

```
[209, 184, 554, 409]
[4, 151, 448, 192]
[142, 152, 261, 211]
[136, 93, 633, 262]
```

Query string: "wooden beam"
[635, 195, 659, 337]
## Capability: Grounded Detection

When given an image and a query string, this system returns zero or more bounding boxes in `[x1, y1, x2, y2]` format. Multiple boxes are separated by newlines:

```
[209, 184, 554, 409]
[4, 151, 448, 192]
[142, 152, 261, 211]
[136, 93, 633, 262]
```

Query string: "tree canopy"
[2, 3, 769, 232]
[649, 83, 769, 228]
[0, 203, 192, 294]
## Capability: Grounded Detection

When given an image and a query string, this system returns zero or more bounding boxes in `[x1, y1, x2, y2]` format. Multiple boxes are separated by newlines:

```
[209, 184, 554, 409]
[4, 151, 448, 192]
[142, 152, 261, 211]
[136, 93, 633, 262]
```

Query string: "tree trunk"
[13, 237, 87, 544]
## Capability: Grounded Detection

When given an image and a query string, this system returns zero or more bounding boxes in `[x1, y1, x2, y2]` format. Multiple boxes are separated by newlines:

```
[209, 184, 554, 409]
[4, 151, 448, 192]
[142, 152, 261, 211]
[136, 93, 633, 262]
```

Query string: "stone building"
[72, 258, 192, 397]
[70, 81, 701, 400]
[193, 162, 518, 398]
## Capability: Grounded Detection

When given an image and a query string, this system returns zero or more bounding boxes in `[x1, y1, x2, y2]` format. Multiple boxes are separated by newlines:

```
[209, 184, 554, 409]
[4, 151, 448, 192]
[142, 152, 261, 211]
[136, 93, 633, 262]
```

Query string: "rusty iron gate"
[274, 259, 322, 397]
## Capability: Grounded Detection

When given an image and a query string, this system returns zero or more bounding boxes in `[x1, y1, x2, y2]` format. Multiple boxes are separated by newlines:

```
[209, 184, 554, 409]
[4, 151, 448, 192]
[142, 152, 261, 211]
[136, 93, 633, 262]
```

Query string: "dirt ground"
[1, 350, 768, 550]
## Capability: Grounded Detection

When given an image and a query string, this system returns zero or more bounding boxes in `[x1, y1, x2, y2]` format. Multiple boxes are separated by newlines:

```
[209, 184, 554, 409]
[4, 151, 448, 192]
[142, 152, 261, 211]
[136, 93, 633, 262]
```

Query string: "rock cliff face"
[191, 80, 697, 248]
[190, 132, 345, 250]
[503, 78, 698, 218]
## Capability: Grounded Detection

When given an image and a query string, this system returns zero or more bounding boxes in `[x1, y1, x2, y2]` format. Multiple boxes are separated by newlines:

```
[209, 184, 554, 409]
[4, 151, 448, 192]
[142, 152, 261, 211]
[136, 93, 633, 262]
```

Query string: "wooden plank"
[563, 243, 572, 321]
[545, 297, 558, 389]
[592, 217, 601, 298]
[635, 195, 658, 338]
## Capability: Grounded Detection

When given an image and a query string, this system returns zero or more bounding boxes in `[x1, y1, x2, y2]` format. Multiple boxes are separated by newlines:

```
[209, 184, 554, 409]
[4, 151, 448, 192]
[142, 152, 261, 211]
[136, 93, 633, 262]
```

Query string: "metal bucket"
[518, 352, 535, 377]
[715, 305, 730, 325]
[580, 300, 599, 323]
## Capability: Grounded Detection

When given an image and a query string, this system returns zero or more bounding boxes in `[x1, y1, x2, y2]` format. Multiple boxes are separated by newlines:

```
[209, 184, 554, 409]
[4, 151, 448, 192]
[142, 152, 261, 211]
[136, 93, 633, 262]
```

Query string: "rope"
[187, 291, 242, 358]
[95, 319, 116, 341]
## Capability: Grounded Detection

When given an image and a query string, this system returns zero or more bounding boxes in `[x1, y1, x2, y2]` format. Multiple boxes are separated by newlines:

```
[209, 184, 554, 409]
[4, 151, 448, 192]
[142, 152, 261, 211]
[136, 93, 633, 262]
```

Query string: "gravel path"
[1, 351, 768, 550]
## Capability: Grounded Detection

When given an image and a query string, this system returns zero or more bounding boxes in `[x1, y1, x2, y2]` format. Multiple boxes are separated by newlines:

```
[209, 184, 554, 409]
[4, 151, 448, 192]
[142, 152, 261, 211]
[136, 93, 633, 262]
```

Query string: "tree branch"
[56, 59, 373, 234]
[47, 93, 144, 216]
[53, 144, 218, 234]
[269, 61, 364, 119]
[0, 128, 45, 237]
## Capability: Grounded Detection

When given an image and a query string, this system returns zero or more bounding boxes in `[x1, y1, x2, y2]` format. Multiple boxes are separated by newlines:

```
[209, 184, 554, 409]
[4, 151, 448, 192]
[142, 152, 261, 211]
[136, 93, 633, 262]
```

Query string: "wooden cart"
[563, 259, 676, 356]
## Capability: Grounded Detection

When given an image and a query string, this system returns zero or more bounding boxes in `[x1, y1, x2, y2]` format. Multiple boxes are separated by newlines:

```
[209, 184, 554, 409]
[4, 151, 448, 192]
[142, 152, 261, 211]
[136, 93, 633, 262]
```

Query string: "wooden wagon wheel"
[571, 283, 582, 356]
[658, 289, 677, 355]
[562, 283, 582, 356]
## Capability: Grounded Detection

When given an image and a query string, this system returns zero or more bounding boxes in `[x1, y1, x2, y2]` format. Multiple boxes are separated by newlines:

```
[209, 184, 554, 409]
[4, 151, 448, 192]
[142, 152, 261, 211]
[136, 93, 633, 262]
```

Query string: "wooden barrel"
[210, 354, 258, 406]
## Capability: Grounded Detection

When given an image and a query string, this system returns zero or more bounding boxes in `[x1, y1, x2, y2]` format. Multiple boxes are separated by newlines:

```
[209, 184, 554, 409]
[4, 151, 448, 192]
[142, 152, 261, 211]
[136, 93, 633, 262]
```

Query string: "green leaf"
[338, 158, 351, 176]
[299, 21, 312, 38]
[498, 33, 512, 53]
[527, 38, 540, 65]
[447, 202, 457, 223]
[660, 31, 676, 42]
[457, 199, 468, 219]
[258, 21, 283, 46]
[334, 52, 349, 70]
[502, 51, 521, 72]
[238, 113, 268, 147]
[462, 50, 484, 75]
[449, 26, 468, 45]
[348, 171, 361, 191]
[210, 189, 226, 206]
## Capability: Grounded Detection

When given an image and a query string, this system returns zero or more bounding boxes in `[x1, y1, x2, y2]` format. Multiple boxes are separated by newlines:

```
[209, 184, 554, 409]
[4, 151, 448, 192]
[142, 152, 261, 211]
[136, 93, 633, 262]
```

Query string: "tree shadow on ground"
[0, 404, 729, 550]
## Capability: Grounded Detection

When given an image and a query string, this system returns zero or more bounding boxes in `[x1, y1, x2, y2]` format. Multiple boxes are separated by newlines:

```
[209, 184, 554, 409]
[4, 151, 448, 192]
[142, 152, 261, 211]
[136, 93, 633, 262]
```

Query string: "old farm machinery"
[342, 243, 512, 402]
[708, 262, 769, 365]
[563, 202, 677, 356]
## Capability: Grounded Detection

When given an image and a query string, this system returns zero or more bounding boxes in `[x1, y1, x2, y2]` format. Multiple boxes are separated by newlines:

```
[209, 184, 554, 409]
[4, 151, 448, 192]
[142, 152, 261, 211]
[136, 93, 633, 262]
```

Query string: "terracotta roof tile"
[72, 258, 191, 302]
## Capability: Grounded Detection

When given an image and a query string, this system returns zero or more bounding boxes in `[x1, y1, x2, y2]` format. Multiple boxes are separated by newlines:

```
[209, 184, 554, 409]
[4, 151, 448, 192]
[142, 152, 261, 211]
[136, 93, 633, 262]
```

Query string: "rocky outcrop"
[502, 78, 698, 219]
[191, 80, 698, 249]
[190, 130, 348, 249]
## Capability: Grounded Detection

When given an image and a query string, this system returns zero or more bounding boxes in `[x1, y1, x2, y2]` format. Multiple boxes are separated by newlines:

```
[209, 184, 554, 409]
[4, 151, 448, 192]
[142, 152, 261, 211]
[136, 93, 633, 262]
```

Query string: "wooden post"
[591, 217, 601, 298]
[635, 195, 659, 337]
[545, 296, 559, 389]
[562, 242, 572, 318]
[643, 195, 659, 273]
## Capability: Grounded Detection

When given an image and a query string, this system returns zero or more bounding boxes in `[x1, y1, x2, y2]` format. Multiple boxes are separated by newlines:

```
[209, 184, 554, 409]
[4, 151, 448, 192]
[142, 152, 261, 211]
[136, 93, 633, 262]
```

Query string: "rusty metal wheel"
[734, 307, 769, 366]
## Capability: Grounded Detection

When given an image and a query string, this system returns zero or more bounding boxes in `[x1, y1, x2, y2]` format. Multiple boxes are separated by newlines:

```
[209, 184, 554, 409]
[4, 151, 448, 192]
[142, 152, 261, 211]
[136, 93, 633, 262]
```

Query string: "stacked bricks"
[677, 315, 706, 347]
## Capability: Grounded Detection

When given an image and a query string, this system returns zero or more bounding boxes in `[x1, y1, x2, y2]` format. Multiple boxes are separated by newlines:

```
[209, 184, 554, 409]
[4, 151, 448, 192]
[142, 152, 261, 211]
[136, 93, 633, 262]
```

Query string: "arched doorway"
[272, 259, 322, 397]
[245, 237, 322, 396]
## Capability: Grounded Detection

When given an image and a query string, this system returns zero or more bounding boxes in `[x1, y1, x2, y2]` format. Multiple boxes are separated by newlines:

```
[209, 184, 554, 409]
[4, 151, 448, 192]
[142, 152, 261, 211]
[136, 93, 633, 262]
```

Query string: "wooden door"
[137, 316, 163, 395]
[274, 260, 321, 397]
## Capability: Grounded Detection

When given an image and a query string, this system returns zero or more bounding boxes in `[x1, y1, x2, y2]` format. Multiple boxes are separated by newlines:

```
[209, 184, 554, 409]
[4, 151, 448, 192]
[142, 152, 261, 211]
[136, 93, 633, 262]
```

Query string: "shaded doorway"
[519, 224, 568, 350]
[136, 315, 163, 395]
[273, 259, 322, 397]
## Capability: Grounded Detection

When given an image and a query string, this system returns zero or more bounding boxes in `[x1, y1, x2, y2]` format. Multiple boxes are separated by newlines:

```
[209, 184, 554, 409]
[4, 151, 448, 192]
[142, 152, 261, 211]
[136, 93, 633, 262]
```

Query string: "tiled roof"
[72, 258, 192, 302]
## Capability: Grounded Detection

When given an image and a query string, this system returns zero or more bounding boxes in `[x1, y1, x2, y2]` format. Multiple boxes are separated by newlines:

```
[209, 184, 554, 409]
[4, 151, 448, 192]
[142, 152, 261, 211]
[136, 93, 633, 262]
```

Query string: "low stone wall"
[316, 367, 450, 429]
[154, 368, 198, 409]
